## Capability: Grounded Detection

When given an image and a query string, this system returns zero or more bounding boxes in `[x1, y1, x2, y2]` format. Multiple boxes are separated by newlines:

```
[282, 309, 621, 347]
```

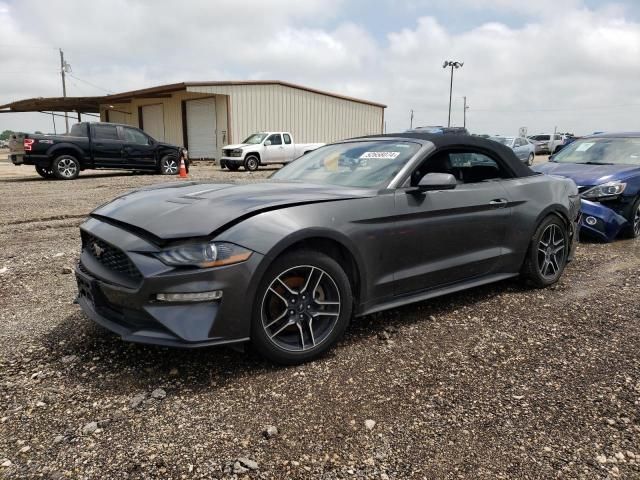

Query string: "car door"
[514, 138, 527, 160]
[263, 134, 286, 163]
[392, 150, 511, 296]
[282, 133, 295, 162]
[91, 124, 124, 167]
[121, 126, 156, 169]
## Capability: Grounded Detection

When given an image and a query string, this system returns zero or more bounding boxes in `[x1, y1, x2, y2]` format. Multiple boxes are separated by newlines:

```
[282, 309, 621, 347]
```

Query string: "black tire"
[526, 153, 534, 166]
[35, 165, 54, 179]
[251, 249, 353, 365]
[622, 197, 640, 239]
[159, 155, 178, 175]
[220, 160, 226, 169]
[244, 155, 259, 171]
[521, 215, 569, 288]
[227, 163, 240, 171]
[51, 155, 80, 180]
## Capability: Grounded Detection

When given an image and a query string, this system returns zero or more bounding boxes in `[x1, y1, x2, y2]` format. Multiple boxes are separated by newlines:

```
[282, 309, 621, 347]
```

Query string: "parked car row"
[490, 136, 535, 165]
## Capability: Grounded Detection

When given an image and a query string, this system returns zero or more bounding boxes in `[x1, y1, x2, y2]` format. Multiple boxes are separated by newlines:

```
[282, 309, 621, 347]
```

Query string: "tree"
[0, 130, 13, 141]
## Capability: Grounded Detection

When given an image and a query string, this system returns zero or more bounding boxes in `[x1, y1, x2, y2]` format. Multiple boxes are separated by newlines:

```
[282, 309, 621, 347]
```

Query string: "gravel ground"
[1, 158, 639, 479]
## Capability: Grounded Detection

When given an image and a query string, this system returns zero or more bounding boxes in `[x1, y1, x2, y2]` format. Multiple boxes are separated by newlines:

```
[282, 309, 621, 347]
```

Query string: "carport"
[0, 96, 102, 133]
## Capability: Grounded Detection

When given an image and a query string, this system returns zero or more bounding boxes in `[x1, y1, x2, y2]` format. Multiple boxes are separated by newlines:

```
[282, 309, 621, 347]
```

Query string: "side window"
[124, 127, 150, 145]
[267, 134, 282, 145]
[69, 123, 88, 137]
[93, 124, 120, 141]
[412, 150, 511, 186]
[283, 134, 292, 145]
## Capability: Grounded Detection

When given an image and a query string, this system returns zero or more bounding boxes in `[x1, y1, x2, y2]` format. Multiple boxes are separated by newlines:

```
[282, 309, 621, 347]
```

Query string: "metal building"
[99, 81, 386, 159]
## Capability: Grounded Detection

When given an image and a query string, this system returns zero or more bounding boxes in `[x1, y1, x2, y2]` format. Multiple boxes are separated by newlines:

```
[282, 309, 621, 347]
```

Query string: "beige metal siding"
[187, 84, 383, 144]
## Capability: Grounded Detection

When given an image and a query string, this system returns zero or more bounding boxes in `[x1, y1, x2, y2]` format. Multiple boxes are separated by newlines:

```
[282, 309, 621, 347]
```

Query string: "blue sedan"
[533, 132, 640, 242]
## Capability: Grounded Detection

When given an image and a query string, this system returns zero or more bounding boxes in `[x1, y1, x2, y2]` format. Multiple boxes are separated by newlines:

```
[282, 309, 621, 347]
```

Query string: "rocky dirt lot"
[0, 160, 639, 479]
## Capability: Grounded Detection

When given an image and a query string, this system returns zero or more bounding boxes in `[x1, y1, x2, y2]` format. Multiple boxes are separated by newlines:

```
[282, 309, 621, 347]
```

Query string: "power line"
[66, 73, 113, 94]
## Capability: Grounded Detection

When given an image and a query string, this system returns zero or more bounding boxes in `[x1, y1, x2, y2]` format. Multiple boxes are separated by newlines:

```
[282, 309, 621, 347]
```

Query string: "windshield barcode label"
[359, 152, 400, 159]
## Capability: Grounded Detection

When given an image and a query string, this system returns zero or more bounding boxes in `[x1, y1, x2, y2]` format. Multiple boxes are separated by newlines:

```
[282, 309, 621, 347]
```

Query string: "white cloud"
[1, 0, 639, 137]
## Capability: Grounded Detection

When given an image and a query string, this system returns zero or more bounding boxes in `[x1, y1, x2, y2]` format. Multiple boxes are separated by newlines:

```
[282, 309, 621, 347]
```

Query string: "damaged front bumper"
[579, 199, 628, 242]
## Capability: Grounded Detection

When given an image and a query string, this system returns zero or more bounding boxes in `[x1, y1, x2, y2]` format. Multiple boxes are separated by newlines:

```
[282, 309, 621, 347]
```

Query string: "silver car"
[491, 136, 535, 165]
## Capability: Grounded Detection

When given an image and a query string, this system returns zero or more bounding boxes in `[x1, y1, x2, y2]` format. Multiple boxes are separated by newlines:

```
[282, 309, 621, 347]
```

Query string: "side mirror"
[264, 140, 272, 146]
[409, 173, 457, 193]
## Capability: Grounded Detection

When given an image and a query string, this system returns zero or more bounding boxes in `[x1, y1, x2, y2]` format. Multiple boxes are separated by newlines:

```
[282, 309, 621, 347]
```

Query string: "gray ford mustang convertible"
[75, 133, 580, 364]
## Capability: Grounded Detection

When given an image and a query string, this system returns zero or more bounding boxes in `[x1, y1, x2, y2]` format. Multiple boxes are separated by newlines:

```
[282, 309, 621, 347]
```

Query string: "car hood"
[533, 162, 640, 187]
[92, 181, 374, 241]
[156, 141, 180, 149]
[222, 143, 252, 150]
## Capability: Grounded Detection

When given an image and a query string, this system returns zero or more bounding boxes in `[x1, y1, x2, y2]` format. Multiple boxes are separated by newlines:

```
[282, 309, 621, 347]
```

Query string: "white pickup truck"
[220, 132, 324, 171]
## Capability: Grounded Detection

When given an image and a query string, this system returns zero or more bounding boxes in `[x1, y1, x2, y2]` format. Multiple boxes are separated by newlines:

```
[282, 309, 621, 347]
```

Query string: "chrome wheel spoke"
[270, 320, 294, 339]
[275, 277, 298, 296]
[264, 309, 288, 329]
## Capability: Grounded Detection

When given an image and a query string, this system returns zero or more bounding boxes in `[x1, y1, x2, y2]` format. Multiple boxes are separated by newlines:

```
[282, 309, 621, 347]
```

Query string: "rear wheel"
[244, 155, 259, 171]
[159, 155, 178, 175]
[622, 198, 640, 239]
[52, 155, 80, 180]
[521, 216, 568, 288]
[35, 165, 54, 179]
[526, 153, 534, 166]
[251, 250, 352, 364]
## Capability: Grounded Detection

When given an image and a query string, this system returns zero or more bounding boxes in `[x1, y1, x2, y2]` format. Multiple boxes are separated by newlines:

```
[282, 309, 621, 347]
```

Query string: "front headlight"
[230, 149, 243, 157]
[155, 241, 251, 268]
[581, 181, 626, 199]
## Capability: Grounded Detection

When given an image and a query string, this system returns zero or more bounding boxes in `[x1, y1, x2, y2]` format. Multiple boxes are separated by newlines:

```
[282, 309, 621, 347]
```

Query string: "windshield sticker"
[360, 151, 400, 159]
[576, 142, 595, 152]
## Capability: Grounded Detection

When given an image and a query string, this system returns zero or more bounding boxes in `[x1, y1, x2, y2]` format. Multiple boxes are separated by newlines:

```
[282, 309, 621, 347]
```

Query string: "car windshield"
[242, 133, 268, 144]
[492, 137, 513, 146]
[530, 135, 550, 141]
[270, 141, 421, 188]
[552, 137, 640, 165]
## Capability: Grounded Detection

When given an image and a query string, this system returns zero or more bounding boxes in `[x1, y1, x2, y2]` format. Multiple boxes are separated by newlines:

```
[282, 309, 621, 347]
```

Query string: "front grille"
[81, 231, 142, 282]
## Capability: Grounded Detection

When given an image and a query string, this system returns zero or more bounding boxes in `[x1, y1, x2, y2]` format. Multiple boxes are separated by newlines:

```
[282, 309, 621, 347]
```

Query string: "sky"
[1, 0, 639, 137]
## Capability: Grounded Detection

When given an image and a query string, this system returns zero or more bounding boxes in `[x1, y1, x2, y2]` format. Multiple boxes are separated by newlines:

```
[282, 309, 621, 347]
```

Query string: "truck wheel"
[35, 165, 54, 179]
[159, 155, 178, 175]
[244, 155, 259, 171]
[52, 155, 80, 180]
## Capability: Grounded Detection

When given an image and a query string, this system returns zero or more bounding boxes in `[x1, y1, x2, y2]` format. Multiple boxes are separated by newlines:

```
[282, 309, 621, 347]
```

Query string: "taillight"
[24, 138, 35, 151]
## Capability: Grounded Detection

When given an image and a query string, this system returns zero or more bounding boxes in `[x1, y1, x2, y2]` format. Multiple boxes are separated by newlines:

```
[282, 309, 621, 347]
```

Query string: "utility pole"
[443, 60, 464, 127]
[59, 48, 70, 133]
[410, 109, 414, 129]
[463, 96, 469, 129]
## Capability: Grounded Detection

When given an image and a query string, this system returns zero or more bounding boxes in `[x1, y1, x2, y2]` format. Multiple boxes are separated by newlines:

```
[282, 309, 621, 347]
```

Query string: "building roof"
[103, 81, 387, 108]
[0, 96, 101, 113]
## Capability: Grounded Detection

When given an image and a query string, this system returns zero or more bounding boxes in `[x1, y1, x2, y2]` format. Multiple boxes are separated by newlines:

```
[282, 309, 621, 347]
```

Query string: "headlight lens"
[155, 241, 251, 268]
[581, 181, 626, 199]
[230, 149, 243, 157]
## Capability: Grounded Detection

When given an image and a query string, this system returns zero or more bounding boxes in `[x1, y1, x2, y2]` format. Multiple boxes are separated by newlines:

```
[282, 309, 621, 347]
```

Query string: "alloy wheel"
[634, 204, 640, 237]
[162, 158, 178, 174]
[57, 158, 78, 178]
[261, 265, 341, 352]
[537, 224, 566, 279]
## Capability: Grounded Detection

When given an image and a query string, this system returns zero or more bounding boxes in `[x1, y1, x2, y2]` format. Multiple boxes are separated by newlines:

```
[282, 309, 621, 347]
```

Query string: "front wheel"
[244, 155, 259, 171]
[521, 216, 568, 288]
[159, 155, 178, 175]
[35, 165, 54, 179]
[52, 155, 80, 180]
[622, 198, 640, 239]
[526, 153, 534, 166]
[251, 250, 353, 364]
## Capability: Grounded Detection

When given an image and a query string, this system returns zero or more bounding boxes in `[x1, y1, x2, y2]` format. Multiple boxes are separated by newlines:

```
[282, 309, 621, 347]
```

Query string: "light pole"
[463, 96, 469, 129]
[442, 60, 463, 127]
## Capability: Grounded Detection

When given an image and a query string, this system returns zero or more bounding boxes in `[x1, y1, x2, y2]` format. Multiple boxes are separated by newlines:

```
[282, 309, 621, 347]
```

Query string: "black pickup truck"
[9, 122, 186, 180]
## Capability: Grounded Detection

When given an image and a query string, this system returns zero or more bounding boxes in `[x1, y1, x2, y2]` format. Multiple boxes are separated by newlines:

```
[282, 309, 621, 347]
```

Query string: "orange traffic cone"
[178, 156, 188, 178]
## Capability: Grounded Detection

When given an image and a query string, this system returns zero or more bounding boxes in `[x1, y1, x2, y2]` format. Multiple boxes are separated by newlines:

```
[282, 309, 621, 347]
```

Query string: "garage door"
[186, 98, 217, 158]
[141, 104, 165, 141]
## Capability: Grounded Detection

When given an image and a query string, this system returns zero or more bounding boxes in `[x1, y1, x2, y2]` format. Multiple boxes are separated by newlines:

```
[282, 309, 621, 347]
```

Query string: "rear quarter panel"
[500, 174, 577, 271]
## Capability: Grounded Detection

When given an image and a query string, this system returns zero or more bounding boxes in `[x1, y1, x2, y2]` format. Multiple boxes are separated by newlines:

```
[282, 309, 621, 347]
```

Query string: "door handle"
[489, 198, 508, 208]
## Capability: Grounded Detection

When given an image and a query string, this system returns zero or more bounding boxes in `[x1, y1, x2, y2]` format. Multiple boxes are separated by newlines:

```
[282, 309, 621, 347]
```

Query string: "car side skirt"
[357, 272, 518, 317]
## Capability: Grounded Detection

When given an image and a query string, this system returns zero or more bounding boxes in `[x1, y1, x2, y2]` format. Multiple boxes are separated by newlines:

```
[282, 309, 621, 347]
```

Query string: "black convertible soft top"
[360, 132, 536, 178]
